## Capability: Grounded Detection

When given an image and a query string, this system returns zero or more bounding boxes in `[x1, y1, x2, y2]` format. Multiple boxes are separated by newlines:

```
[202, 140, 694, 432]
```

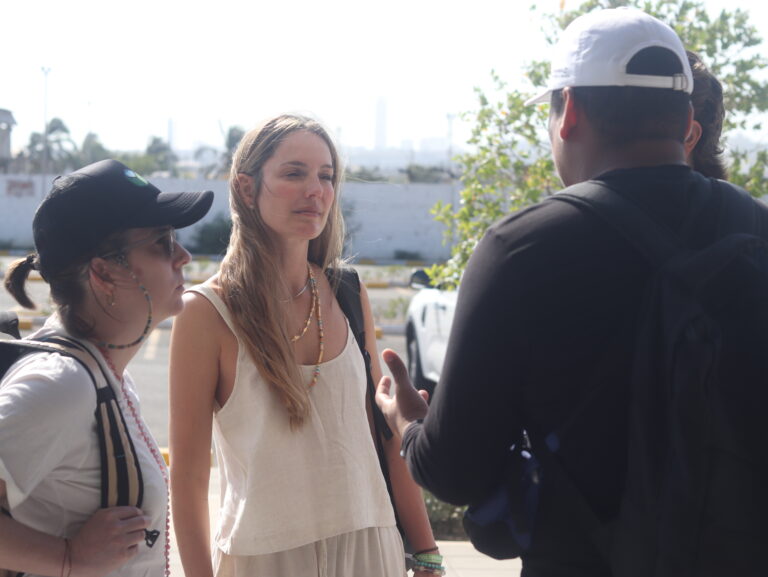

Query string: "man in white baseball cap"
[525, 7, 692, 105]
[377, 7, 768, 577]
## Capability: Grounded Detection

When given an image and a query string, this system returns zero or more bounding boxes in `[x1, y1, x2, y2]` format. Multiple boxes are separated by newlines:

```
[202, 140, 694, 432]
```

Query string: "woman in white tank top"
[169, 114, 440, 577]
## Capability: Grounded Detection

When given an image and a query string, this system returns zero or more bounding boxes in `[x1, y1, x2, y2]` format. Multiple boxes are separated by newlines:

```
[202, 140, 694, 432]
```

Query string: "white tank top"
[188, 285, 396, 556]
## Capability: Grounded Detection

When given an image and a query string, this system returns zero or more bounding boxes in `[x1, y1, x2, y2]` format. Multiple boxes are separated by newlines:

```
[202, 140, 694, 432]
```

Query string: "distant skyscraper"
[375, 97, 387, 150]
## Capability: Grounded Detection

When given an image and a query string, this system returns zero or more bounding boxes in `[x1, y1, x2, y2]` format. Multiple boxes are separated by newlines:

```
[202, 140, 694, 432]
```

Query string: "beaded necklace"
[290, 264, 316, 343]
[98, 347, 171, 577]
[308, 265, 324, 387]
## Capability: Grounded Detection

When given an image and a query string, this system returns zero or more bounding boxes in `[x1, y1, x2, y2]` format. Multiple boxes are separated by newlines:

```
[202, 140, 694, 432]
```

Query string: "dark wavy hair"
[687, 50, 727, 180]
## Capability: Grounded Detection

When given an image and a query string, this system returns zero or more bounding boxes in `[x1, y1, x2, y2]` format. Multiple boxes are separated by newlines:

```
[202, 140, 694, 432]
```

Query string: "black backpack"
[328, 269, 398, 502]
[552, 179, 768, 576]
[461, 178, 768, 574]
[329, 269, 415, 566]
[0, 314, 145, 511]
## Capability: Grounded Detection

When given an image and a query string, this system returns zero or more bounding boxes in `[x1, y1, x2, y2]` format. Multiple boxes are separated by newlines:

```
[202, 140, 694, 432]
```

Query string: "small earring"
[108, 293, 116, 307]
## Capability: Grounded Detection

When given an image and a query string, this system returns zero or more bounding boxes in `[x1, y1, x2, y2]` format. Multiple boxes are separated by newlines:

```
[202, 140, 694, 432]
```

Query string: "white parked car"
[405, 270, 457, 399]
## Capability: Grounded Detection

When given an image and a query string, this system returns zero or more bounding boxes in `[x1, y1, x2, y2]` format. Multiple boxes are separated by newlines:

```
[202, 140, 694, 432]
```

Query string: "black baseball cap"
[33, 159, 214, 279]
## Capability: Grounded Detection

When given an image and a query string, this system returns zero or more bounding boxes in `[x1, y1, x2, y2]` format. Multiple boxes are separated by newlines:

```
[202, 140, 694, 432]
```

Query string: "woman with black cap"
[0, 159, 212, 577]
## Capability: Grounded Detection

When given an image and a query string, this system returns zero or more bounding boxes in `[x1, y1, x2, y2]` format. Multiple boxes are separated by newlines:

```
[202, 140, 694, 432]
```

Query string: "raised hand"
[375, 348, 430, 437]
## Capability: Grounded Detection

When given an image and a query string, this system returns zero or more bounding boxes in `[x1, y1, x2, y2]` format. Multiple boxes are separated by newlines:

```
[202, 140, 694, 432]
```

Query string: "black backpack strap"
[554, 181, 681, 268]
[555, 179, 766, 292]
[327, 268, 394, 440]
[327, 268, 403, 536]
[1, 335, 144, 509]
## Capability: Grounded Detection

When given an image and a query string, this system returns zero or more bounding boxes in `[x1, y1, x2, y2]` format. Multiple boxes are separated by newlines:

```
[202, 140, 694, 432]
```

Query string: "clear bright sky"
[3, 0, 767, 157]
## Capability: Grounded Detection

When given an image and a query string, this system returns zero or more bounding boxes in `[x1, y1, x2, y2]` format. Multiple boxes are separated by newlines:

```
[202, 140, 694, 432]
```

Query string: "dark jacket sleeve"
[401, 215, 534, 505]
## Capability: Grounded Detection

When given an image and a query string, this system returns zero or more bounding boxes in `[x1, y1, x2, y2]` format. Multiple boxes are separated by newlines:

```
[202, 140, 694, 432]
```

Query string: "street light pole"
[41, 66, 50, 177]
[446, 113, 455, 177]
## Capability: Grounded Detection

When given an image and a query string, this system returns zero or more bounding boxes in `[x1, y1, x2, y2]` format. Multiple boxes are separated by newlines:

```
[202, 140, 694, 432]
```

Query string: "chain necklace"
[280, 269, 311, 303]
[98, 347, 171, 577]
[96, 265, 153, 350]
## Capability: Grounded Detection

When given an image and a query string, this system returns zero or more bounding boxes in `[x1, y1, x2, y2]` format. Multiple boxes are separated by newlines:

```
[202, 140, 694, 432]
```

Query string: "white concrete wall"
[342, 182, 456, 262]
[0, 174, 455, 263]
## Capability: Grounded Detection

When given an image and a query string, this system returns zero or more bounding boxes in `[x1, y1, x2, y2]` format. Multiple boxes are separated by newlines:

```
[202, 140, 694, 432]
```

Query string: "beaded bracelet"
[413, 553, 444, 565]
[415, 560, 444, 570]
[413, 546, 440, 556]
[412, 552, 446, 575]
[412, 564, 446, 576]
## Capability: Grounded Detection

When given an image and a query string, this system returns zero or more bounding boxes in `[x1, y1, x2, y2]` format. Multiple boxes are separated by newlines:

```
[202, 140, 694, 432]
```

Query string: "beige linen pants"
[213, 526, 406, 577]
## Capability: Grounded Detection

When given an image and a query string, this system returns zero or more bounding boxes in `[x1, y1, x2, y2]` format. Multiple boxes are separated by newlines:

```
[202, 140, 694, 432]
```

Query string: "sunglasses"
[101, 228, 177, 260]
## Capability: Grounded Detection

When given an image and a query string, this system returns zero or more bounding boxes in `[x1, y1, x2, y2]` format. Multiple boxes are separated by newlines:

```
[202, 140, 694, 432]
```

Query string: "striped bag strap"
[39, 336, 144, 509]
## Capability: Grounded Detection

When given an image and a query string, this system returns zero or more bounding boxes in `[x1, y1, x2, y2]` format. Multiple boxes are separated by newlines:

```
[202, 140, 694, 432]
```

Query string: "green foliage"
[729, 148, 768, 194]
[393, 249, 423, 261]
[402, 163, 452, 183]
[111, 152, 162, 176]
[145, 136, 178, 175]
[346, 165, 385, 182]
[219, 126, 245, 178]
[109, 136, 179, 176]
[14, 119, 249, 179]
[189, 213, 233, 256]
[429, 0, 768, 288]
[193, 126, 246, 179]
[423, 490, 467, 540]
[80, 133, 111, 165]
[15, 123, 184, 177]
[15, 117, 80, 173]
[557, 1, 768, 132]
[428, 73, 559, 288]
[379, 296, 411, 321]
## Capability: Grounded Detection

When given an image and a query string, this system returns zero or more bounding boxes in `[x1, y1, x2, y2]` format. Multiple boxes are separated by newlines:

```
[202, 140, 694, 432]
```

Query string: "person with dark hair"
[169, 114, 439, 577]
[376, 8, 768, 577]
[0, 160, 212, 577]
[685, 50, 728, 179]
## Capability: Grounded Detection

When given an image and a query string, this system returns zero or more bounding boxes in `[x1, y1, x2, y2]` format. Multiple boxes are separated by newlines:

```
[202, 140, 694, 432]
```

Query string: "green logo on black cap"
[124, 168, 149, 187]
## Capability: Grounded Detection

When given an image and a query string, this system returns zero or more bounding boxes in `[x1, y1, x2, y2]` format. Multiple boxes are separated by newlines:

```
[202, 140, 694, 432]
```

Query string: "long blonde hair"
[219, 114, 345, 427]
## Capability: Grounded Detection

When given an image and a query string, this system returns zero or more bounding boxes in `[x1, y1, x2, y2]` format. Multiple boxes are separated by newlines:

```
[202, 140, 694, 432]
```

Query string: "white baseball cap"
[526, 7, 693, 105]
